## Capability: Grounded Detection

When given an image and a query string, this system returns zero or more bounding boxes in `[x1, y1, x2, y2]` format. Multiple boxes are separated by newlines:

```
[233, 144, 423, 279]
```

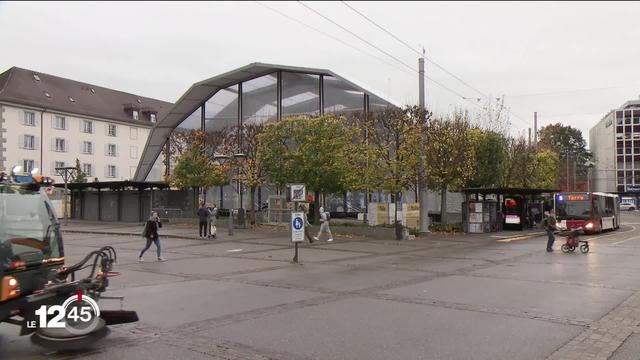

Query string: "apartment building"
[0, 67, 171, 183]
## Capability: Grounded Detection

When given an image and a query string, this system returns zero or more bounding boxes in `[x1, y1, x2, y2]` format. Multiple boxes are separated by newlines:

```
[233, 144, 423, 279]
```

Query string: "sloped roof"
[0, 67, 172, 125]
[134, 62, 395, 181]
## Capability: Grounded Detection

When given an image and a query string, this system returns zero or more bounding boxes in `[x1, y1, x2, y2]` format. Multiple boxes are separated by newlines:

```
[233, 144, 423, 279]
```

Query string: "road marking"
[226, 249, 243, 253]
[584, 225, 636, 243]
[612, 234, 640, 246]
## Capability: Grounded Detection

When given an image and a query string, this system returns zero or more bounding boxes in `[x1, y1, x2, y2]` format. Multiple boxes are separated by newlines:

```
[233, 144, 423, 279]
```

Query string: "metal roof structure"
[0, 67, 172, 125]
[134, 62, 395, 181]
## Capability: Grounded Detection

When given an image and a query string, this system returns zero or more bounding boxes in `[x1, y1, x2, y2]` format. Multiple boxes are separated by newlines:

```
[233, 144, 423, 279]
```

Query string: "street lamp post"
[214, 152, 246, 236]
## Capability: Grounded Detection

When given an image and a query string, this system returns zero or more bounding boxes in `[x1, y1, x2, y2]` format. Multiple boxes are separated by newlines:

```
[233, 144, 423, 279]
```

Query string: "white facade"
[0, 102, 151, 183]
[589, 111, 616, 193]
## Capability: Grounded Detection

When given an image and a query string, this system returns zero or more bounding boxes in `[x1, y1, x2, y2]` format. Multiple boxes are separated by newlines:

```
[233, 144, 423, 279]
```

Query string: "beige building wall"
[1, 102, 150, 183]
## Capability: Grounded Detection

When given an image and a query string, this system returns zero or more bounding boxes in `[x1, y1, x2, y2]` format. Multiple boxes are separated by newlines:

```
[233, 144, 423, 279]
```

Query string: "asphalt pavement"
[3, 213, 640, 360]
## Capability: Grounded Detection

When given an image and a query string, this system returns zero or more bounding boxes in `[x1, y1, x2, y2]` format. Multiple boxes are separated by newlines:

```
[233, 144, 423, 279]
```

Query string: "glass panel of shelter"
[281, 72, 320, 117]
[203, 85, 239, 210]
[242, 73, 277, 126]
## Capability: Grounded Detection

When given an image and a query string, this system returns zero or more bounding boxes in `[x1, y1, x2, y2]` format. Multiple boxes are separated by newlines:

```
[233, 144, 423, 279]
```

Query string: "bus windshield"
[555, 200, 591, 220]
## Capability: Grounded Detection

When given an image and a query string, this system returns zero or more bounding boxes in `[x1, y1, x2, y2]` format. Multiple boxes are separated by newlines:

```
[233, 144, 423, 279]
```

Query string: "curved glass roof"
[135, 62, 395, 181]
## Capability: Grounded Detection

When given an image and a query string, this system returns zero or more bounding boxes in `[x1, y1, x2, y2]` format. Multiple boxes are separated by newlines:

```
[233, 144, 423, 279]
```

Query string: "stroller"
[556, 227, 589, 253]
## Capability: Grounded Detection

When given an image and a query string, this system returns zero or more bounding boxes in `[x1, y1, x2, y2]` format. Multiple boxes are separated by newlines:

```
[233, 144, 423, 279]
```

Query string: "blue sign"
[293, 217, 304, 230]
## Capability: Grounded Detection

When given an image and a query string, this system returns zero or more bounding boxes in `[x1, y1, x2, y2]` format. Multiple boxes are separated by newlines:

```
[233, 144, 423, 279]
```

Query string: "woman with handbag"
[139, 211, 166, 262]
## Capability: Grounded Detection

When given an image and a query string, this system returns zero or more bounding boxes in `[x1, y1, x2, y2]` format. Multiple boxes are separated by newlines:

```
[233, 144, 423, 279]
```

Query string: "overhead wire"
[295, 1, 488, 113]
[339, 0, 530, 127]
[255, 1, 416, 78]
[298, 1, 531, 127]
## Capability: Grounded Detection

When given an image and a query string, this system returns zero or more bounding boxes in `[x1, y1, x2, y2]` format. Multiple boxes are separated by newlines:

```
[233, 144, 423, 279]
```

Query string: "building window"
[82, 120, 93, 134]
[22, 135, 35, 149]
[106, 165, 117, 178]
[81, 141, 93, 154]
[107, 144, 117, 157]
[53, 116, 66, 130]
[130, 146, 138, 159]
[150, 114, 156, 123]
[82, 163, 93, 177]
[132, 110, 139, 120]
[55, 138, 67, 152]
[54, 161, 65, 175]
[130, 127, 138, 140]
[23, 111, 36, 126]
[108, 124, 118, 137]
[23, 160, 35, 174]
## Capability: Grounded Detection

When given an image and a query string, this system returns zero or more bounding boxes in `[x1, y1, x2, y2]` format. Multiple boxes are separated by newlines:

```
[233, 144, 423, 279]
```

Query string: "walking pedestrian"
[197, 201, 208, 238]
[313, 206, 333, 242]
[543, 209, 558, 252]
[208, 203, 218, 239]
[139, 211, 166, 262]
[299, 204, 314, 244]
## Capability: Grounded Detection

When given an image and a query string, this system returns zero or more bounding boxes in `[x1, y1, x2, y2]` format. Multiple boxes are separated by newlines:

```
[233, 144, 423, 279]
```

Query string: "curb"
[62, 229, 201, 241]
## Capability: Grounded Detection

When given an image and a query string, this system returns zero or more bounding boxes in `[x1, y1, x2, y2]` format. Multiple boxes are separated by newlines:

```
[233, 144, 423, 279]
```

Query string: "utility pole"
[418, 51, 430, 234]
[534, 112, 538, 145]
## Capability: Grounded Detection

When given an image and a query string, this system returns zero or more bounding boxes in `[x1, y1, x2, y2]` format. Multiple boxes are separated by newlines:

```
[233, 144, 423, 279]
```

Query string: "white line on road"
[226, 249, 244, 253]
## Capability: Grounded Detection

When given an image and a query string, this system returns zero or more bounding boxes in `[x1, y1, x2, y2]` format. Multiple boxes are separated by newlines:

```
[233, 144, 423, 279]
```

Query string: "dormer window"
[132, 110, 139, 120]
[150, 114, 156, 123]
[33, 74, 40, 81]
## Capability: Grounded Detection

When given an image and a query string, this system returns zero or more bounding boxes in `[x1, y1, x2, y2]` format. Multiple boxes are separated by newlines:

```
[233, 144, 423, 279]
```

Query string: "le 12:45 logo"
[28, 291, 101, 335]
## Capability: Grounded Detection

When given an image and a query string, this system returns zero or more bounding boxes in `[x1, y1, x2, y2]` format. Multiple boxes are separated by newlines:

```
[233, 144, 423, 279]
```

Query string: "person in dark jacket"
[139, 211, 166, 262]
[197, 201, 208, 238]
[543, 209, 558, 252]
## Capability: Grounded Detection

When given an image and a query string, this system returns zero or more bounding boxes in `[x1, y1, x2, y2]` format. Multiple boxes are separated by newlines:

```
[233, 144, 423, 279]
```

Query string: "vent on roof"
[33, 74, 40, 81]
[68, 96, 75, 102]
[90, 88, 96, 94]
[137, 99, 142, 104]
[43, 91, 51, 98]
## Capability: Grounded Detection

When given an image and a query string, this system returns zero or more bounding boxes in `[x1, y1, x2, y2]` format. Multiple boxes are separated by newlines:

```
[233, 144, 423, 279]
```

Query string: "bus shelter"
[462, 187, 559, 233]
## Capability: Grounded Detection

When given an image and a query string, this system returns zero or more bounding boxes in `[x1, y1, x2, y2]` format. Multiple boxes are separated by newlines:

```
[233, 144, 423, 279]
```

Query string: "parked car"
[620, 203, 636, 211]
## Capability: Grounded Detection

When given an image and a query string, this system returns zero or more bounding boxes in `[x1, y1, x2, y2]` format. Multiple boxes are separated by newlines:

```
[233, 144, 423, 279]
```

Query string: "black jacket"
[143, 220, 162, 239]
[197, 208, 209, 222]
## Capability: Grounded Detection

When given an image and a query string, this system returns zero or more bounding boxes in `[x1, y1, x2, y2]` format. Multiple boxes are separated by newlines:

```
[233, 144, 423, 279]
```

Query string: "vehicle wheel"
[569, 245, 576, 252]
[630, 208, 635, 211]
[31, 319, 109, 351]
[561, 244, 570, 253]
[580, 244, 590, 253]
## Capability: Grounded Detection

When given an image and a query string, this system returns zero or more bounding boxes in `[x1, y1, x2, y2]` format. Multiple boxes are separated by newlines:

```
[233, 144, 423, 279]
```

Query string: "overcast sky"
[1, 1, 639, 142]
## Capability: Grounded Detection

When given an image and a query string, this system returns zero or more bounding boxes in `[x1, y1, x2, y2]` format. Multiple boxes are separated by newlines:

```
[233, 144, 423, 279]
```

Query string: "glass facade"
[205, 85, 239, 132]
[149, 67, 393, 210]
[281, 72, 320, 117]
[616, 109, 640, 192]
[323, 75, 364, 114]
[242, 74, 277, 125]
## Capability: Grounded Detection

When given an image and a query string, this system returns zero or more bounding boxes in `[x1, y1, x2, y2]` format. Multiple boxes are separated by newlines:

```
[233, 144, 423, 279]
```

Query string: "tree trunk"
[249, 185, 256, 227]
[314, 190, 320, 224]
[193, 187, 198, 217]
[395, 191, 402, 240]
[440, 187, 447, 225]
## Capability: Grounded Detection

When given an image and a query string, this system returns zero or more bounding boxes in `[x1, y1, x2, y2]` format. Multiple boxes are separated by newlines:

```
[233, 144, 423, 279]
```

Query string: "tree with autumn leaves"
[257, 115, 359, 224]
[167, 131, 228, 213]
